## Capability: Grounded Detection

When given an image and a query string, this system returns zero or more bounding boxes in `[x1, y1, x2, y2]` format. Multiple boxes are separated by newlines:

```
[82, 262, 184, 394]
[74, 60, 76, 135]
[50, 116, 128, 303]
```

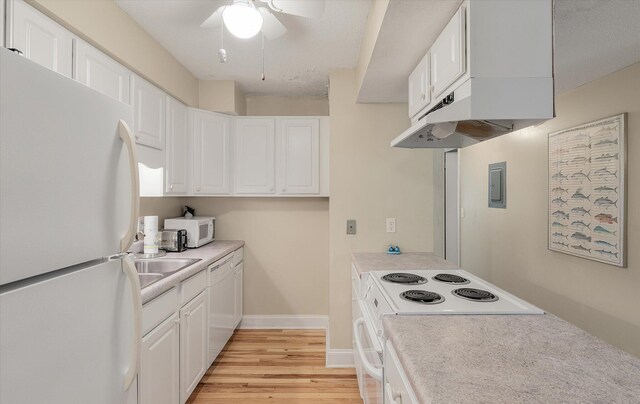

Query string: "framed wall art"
[548, 113, 627, 267]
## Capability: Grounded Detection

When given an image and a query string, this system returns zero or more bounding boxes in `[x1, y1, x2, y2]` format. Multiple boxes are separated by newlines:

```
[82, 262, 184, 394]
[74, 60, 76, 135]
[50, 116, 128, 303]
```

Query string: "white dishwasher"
[208, 253, 235, 366]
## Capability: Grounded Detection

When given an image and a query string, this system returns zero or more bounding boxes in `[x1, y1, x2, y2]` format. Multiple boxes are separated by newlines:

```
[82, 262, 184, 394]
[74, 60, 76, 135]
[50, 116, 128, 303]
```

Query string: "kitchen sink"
[138, 273, 164, 289]
[135, 258, 201, 276]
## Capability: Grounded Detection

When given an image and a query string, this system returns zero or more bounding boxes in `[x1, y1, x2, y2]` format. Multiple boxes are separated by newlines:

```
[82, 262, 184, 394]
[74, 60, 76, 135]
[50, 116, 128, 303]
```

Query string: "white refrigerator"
[0, 48, 142, 403]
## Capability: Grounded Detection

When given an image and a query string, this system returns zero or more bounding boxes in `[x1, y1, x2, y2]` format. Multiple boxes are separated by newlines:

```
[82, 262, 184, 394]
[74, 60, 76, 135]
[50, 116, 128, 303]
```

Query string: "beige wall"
[198, 80, 247, 115]
[28, 0, 199, 106]
[245, 96, 329, 116]
[459, 63, 640, 357]
[180, 197, 329, 316]
[140, 197, 185, 224]
[328, 69, 435, 348]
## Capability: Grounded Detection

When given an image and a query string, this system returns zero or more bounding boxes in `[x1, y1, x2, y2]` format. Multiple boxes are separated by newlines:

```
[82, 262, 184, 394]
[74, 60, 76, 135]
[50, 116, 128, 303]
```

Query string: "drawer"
[384, 340, 419, 404]
[232, 247, 244, 266]
[180, 269, 207, 305]
[142, 287, 178, 336]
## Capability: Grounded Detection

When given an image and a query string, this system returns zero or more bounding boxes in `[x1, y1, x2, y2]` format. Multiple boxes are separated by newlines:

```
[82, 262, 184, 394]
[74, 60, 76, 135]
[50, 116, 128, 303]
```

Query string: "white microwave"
[164, 216, 215, 248]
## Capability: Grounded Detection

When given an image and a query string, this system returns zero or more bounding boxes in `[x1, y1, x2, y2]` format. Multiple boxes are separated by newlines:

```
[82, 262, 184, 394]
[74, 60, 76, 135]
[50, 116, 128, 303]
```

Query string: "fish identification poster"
[548, 114, 626, 267]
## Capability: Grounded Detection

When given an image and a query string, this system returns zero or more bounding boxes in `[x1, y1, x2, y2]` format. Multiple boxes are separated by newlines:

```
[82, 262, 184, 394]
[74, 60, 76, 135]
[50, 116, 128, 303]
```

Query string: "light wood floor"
[186, 329, 362, 404]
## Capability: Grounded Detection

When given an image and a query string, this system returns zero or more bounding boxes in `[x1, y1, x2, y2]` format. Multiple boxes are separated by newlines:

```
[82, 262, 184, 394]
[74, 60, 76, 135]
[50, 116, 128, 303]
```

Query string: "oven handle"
[353, 317, 383, 381]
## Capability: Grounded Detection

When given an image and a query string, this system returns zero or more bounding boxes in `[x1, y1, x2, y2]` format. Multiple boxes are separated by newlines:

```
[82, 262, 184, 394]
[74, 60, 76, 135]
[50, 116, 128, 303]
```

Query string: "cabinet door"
[192, 111, 230, 194]
[10, 0, 73, 77]
[278, 118, 320, 195]
[140, 313, 180, 404]
[132, 75, 165, 150]
[234, 262, 243, 328]
[165, 97, 188, 194]
[407, 54, 430, 118]
[430, 7, 466, 98]
[180, 290, 208, 403]
[235, 118, 275, 194]
[74, 39, 130, 104]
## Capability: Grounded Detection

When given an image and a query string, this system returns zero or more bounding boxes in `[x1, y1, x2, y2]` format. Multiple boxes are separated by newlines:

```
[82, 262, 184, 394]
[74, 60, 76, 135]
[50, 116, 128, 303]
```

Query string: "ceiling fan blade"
[264, 0, 325, 19]
[200, 6, 224, 28]
[258, 8, 288, 40]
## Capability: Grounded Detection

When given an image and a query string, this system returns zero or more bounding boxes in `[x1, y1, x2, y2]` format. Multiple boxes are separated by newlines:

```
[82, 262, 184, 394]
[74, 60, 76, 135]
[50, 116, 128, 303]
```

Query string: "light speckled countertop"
[383, 314, 640, 403]
[352, 252, 458, 275]
[140, 240, 244, 304]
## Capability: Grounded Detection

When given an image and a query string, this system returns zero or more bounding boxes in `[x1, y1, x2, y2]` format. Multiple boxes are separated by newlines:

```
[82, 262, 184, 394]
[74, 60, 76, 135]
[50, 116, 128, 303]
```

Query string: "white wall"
[459, 63, 640, 357]
[328, 68, 435, 349]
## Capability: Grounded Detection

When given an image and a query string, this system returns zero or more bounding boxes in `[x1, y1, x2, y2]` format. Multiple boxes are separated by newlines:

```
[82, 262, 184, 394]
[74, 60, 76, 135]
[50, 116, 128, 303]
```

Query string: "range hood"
[391, 76, 554, 149]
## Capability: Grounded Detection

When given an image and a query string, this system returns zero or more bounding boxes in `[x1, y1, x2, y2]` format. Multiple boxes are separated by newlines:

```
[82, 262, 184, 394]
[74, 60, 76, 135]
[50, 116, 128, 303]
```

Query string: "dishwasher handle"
[353, 317, 383, 381]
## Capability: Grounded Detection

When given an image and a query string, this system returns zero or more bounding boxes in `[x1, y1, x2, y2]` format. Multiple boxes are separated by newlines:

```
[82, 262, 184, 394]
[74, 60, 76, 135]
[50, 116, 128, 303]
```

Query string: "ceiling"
[115, 0, 371, 97]
[116, 0, 640, 100]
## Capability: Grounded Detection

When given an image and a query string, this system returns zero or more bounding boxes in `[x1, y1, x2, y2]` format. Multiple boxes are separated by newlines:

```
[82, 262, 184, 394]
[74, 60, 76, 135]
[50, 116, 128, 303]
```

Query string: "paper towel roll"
[144, 216, 159, 254]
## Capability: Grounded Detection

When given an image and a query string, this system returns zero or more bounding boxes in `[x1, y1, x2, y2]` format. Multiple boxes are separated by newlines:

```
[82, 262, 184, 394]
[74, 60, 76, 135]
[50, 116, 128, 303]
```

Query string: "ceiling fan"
[201, 0, 325, 40]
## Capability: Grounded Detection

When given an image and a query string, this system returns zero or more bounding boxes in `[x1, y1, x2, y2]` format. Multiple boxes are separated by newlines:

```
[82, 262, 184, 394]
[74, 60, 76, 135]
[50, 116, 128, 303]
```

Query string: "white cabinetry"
[408, 54, 430, 118]
[235, 118, 276, 194]
[180, 290, 209, 403]
[9, 0, 73, 77]
[74, 39, 130, 104]
[165, 97, 189, 194]
[192, 110, 231, 195]
[430, 7, 466, 98]
[132, 75, 165, 150]
[140, 313, 180, 404]
[277, 118, 320, 195]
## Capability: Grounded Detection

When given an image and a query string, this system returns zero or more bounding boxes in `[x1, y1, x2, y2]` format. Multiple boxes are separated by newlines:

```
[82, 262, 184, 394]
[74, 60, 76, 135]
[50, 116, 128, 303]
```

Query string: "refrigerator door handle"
[122, 254, 142, 391]
[118, 120, 140, 253]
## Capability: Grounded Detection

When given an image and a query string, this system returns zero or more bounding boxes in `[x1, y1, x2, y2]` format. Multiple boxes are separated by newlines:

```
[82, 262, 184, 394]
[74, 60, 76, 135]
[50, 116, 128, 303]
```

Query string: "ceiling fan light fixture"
[222, 1, 263, 39]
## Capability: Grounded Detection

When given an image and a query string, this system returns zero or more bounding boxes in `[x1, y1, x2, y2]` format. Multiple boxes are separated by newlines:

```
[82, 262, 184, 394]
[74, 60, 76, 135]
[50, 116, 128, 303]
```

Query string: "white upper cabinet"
[408, 54, 430, 118]
[235, 118, 276, 194]
[192, 110, 231, 195]
[10, 0, 73, 77]
[74, 39, 130, 104]
[165, 97, 189, 194]
[277, 118, 320, 195]
[132, 75, 165, 150]
[430, 7, 466, 99]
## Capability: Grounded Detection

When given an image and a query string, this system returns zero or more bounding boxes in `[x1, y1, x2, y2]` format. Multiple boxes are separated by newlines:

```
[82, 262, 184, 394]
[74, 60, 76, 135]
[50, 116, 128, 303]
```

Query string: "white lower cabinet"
[180, 289, 209, 403]
[140, 313, 180, 404]
[384, 340, 419, 404]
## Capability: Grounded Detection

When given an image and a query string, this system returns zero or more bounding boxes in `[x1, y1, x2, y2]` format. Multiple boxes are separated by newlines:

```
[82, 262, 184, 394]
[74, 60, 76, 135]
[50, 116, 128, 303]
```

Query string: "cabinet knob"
[282, 187, 287, 192]
[170, 184, 174, 190]
[185, 311, 191, 318]
[270, 187, 274, 192]
[174, 319, 180, 325]
[197, 187, 201, 192]
[421, 93, 426, 100]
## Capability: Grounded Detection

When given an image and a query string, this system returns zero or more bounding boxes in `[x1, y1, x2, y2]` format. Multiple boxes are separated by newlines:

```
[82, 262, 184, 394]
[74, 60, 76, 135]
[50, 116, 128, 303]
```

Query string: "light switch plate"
[386, 218, 396, 233]
[347, 220, 356, 235]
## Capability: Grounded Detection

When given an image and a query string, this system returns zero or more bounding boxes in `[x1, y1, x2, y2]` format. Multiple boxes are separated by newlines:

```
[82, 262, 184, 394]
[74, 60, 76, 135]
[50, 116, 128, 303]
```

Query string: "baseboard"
[326, 349, 355, 368]
[238, 315, 328, 329]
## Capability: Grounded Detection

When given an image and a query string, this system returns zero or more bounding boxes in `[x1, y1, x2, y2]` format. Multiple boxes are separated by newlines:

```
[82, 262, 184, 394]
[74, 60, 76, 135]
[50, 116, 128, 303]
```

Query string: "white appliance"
[0, 48, 141, 403]
[352, 268, 543, 404]
[164, 216, 215, 248]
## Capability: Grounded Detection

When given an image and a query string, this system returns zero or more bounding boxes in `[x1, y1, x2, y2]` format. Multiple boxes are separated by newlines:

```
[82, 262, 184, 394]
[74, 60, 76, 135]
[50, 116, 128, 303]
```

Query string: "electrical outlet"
[347, 220, 357, 235]
[386, 218, 396, 233]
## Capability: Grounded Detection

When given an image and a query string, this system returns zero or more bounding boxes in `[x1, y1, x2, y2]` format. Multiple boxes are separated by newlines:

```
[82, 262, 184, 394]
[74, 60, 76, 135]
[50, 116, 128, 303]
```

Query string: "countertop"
[351, 252, 458, 275]
[140, 240, 244, 304]
[383, 314, 640, 403]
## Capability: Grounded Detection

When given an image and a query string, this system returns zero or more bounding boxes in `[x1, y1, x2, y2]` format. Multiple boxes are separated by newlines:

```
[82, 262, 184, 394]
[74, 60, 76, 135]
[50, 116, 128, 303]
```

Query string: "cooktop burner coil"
[381, 273, 428, 285]
[452, 288, 498, 302]
[399, 290, 444, 305]
[432, 273, 470, 284]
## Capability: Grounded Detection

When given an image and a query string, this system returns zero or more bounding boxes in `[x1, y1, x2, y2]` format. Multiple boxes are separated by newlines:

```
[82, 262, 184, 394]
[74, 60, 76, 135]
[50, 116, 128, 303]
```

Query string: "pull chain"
[218, 22, 227, 63]
[261, 33, 265, 81]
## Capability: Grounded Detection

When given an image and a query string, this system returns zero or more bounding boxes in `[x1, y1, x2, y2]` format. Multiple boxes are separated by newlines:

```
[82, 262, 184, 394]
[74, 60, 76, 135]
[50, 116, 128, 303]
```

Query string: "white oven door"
[353, 301, 383, 404]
